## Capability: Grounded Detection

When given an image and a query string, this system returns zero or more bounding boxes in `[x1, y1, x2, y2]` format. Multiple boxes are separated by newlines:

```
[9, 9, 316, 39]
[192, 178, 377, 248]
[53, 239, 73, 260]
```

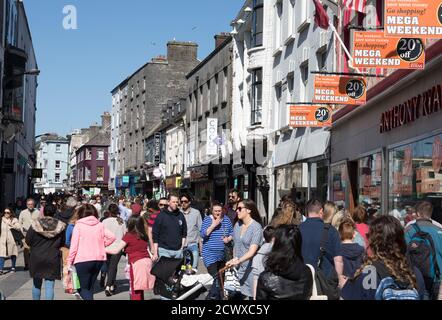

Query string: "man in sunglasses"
[226, 189, 242, 226]
[180, 194, 202, 273]
[152, 194, 187, 261]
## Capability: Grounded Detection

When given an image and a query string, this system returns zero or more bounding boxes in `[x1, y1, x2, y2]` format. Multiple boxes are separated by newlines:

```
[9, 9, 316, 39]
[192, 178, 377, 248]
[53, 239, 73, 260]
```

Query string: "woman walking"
[25, 204, 66, 300]
[226, 199, 263, 300]
[256, 225, 313, 300]
[66, 204, 116, 300]
[200, 201, 233, 300]
[102, 203, 126, 296]
[106, 215, 155, 300]
[0, 208, 22, 274]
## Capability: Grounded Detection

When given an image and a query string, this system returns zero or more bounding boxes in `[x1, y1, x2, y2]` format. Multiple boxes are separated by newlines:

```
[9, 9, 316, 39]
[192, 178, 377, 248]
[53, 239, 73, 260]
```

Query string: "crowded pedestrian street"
[1, 0, 442, 308]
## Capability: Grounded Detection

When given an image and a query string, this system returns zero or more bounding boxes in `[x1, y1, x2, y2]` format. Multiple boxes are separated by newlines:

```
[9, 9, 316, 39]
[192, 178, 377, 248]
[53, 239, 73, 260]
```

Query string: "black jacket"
[25, 217, 66, 280]
[55, 208, 74, 225]
[152, 208, 187, 251]
[256, 262, 313, 300]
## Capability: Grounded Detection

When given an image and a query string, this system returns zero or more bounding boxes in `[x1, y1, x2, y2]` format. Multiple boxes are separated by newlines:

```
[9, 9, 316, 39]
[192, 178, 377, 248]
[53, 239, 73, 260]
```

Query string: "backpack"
[373, 261, 420, 300]
[407, 222, 441, 299]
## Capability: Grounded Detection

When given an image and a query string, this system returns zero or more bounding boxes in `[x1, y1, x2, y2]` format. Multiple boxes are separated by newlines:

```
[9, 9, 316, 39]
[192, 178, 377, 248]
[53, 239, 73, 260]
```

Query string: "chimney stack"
[101, 112, 111, 130]
[214, 33, 231, 49]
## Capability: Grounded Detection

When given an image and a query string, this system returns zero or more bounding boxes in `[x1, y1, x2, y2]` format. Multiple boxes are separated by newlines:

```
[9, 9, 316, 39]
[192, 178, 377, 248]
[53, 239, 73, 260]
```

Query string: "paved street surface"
[0, 249, 208, 300]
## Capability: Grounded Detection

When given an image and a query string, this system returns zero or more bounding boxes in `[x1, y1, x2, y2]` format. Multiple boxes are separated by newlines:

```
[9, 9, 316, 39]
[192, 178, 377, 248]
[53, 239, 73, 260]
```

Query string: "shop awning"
[273, 128, 330, 168]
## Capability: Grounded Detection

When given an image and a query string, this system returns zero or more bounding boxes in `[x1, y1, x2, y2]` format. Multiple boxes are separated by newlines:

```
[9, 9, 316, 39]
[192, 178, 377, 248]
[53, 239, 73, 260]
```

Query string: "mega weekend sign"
[353, 31, 425, 69]
[385, 0, 442, 38]
[289, 105, 332, 128]
[313, 75, 367, 105]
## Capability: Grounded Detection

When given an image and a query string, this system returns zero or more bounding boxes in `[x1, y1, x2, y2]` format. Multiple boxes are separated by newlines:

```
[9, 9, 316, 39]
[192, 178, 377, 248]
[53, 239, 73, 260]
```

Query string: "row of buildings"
[34, 113, 111, 195]
[0, 0, 39, 209]
[35, 0, 442, 225]
[109, 0, 442, 223]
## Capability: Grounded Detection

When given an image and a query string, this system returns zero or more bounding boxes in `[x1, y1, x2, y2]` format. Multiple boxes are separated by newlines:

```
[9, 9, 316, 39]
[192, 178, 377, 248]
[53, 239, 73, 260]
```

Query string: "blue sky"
[24, 0, 241, 136]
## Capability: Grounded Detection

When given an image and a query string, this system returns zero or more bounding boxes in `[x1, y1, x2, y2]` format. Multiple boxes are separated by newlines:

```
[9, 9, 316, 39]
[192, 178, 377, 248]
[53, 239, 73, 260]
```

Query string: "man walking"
[152, 194, 187, 261]
[180, 193, 202, 272]
[19, 198, 41, 270]
[299, 199, 344, 291]
[226, 189, 241, 226]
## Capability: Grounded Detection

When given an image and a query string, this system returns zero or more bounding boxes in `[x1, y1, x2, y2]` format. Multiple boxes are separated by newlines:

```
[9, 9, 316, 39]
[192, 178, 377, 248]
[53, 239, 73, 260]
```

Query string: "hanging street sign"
[313, 75, 367, 105]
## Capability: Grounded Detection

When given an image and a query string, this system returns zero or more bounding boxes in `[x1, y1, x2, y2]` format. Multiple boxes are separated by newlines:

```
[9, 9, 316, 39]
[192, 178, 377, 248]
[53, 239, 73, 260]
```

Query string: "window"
[275, 84, 282, 128]
[300, 64, 309, 102]
[86, 148, 92, 160]
[85, 167, 91, 181]
[223, 68, 228, 103]
[55, 160, 61, 169]
[97, 149, 104, 160]
[207, 81, 211, 111]
[274, 0, 283, 49]
[251, 69, 263, 125]
[359, 153, 382, 216]
[318, 51, 327, 72]
[214, 74, 219, 106]
[55, 144, 61, 153]
[252, 0, 264, 47]
[389, 134, 442, 225]
[97, 167, 104, 182]
[55, 173, 60, 183]
[331, 162, 350, 209]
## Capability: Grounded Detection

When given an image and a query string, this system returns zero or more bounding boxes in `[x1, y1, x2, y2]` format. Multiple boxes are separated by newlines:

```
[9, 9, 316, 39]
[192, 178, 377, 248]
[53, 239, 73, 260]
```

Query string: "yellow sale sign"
[385, 0, 442, 38]
[313, 75, 367, 105]
[353, 31, 425, 69]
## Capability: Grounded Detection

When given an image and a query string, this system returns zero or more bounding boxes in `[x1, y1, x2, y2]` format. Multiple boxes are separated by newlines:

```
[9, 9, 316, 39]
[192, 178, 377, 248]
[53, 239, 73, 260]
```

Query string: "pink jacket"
[67, 216, 115, 267]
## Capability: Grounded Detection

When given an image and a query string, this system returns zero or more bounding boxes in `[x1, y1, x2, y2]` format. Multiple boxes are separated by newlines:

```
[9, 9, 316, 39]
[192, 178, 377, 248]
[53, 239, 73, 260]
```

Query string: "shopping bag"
[70, 266, 81, 290]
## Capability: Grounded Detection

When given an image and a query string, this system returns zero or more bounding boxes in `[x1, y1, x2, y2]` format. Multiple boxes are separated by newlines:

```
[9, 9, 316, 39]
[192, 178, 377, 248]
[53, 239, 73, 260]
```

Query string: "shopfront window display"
[331, 162, 349, 210]
[358, 153, 382, 218]
[389, 134, 442, 225]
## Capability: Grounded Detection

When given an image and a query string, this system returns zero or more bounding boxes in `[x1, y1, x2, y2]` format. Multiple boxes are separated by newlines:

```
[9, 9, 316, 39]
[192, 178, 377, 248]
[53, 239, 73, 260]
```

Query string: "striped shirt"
[200, 215, 233, 267]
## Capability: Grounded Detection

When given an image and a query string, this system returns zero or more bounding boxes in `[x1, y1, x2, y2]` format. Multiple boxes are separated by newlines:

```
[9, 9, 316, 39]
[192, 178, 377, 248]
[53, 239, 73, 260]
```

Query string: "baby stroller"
[150, 249, 213, 300]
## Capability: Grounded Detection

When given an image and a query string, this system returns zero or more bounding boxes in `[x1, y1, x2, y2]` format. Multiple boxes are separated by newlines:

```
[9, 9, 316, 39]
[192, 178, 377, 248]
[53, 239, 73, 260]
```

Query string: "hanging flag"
[342, 0, 367, 13]
[313, 0, 330, 30]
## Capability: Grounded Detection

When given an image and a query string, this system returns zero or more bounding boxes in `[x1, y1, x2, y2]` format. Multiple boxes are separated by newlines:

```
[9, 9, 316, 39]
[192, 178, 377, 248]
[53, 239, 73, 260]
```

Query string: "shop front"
[190, 165, 213, 202]
[272, 128, 330, 212]
[165, 175, 182, 194]
[331, 40, 442, 224]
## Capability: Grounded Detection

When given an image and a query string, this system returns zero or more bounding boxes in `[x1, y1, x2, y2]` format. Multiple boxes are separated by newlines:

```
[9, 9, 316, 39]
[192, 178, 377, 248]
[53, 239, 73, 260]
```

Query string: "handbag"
[315, 224, 340, 300]
[219, 266, 241, 300]
[306, 264, 328, 300]
[223, 223, 234, 262]
[10, 229, 25, 246]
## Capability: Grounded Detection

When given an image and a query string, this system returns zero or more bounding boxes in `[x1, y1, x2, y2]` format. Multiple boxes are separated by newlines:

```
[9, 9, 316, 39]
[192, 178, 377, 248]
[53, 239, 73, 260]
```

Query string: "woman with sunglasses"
[0, 208, 23, 274]
[226, 199, 263, 300]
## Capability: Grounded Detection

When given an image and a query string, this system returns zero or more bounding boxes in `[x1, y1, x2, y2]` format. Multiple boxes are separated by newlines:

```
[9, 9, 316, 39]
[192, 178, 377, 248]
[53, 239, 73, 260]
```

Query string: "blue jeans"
[32, 278, 55, 300]
[75, 261, 103, 300]
[158, 247, 183, 259]
[0, 256, 17, 270]
[186, 243, 199, 269]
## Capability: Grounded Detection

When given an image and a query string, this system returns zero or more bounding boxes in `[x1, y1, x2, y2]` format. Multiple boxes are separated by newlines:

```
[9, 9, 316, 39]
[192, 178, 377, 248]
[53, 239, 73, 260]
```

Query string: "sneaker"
[105, 287, 112, 297]
[110, 285, 116, 294]
[73, 292, 82, 300]
[0, 270, 4, 275]
[10, 268, 15, 273]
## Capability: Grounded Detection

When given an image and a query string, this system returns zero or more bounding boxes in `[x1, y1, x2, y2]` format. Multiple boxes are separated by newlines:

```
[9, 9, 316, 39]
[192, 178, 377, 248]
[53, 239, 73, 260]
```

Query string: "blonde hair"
[323, 201, 338, 224]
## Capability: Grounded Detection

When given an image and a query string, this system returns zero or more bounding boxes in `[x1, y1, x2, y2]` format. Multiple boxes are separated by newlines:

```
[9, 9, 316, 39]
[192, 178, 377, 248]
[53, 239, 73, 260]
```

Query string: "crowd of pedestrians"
[1, 190, 442, 301]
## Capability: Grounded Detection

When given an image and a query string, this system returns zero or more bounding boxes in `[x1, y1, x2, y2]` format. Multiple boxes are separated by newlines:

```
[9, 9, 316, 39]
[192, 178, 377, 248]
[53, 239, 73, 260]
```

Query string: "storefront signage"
[154, 132, 161, 165]
[313, 75, 367, 105]
[433, 136, 442, 173]
[353, 31, 425, 69]
[385, 0, 442, 38]
[380, 84, 442, 133]
[190, 165, 209, 182]
[207, 118, 218, 156]
[289, 105, 332, 128]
